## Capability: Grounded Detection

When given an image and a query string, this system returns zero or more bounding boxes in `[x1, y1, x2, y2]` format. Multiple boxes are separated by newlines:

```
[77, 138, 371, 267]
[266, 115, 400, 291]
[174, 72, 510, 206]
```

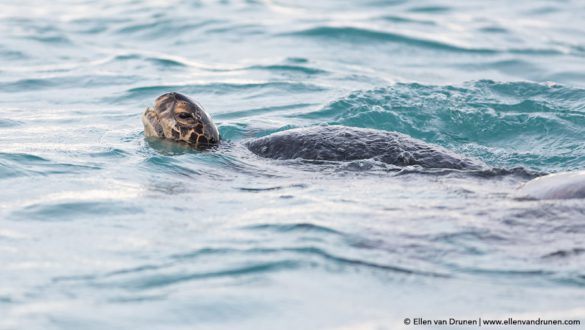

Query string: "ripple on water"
[87, 148, 130, 159]
[247, 64, 327, 76]
[112, 54, 190, 69]
[407, 5, 451, 13]
[287, 26, 497, 54]
[379, 15, 437, 25]
[11, 201, 143, 221]
[0, 153, 100, 179]
[215, 103, 316, 121]
[217, 123, 249, 140]
[463, 59, 543, 78]
[0, 48, 28, 60]
[142, 155, 203, 177]
[0, 75, 139, 93]
[114, 19, 220, 38]
[542, 248, 585, 259]
[118, 82, 325, 103]
[124, 260, 301, 290]
[243, 222, 343, 235]
[0, 118, 23, 128]
[83, 245, 448, 291]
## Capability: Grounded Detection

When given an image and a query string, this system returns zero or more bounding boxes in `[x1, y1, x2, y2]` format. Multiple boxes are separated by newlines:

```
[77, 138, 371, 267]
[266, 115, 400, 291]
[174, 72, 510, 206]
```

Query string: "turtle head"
[142, 92, 220, 148]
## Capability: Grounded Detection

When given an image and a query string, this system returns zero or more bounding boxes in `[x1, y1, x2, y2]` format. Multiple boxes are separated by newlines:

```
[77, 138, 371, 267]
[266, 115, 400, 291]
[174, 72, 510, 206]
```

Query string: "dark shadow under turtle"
[142, 92, 486, 171]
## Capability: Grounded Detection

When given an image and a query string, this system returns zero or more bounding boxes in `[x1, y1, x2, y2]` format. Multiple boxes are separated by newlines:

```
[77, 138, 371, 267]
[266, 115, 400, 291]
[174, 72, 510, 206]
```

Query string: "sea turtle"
[142, 92, 486, 170]
[143, 92, 585, 200]
[515, 171, 585, 200]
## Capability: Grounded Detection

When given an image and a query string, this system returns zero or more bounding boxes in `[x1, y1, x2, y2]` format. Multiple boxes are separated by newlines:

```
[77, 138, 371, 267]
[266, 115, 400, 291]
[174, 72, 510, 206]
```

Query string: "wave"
[215, 103, 316, 121]
[287, 26, 497, 54]
[0, 119, 23, 128]
[0, 75, 139, 92]
[111, 54, 190, 68]
[287, 26, 569, 56]
[300, 80, 585, 172]
[64, 245, 448, 290]
[114, 19, 220, 38]
[119, 82, 325, 103]
[243, 222, 342, 235]
[0, 47, 27, 60]
[408, 5, 452, 13]
[11, 201, 142, 221]
[0, 152, 99, 179]
[247, 64, 327, 75]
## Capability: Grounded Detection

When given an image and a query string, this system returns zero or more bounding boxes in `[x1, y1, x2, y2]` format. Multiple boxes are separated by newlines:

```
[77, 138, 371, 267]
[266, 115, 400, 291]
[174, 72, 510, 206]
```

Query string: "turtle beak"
[142, 106, 163, 138]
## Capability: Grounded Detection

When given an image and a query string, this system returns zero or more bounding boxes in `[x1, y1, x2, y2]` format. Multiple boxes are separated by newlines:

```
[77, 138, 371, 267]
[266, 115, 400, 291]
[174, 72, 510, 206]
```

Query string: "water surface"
[1, 0, 585, 329]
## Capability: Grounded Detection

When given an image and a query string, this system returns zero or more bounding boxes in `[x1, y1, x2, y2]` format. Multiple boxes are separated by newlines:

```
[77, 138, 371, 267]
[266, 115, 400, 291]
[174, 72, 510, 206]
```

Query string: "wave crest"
[303, 80, 585, 172]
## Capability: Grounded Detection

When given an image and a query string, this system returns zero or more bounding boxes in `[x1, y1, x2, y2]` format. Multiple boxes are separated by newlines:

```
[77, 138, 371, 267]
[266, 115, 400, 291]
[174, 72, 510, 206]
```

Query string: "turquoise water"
[1, 0, 585, 329]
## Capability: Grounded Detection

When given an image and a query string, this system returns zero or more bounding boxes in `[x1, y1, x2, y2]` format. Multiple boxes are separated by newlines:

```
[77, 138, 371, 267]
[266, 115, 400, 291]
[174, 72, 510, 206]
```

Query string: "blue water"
[1, 0, 585, 329]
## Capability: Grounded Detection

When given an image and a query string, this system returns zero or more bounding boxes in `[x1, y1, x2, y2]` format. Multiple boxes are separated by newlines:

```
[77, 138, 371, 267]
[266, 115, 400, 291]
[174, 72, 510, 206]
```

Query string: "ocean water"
[1, 0, 585, 329]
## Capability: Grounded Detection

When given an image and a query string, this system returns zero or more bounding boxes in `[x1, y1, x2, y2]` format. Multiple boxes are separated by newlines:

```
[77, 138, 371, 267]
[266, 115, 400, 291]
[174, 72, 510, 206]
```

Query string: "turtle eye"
[177, 112, 192, 119]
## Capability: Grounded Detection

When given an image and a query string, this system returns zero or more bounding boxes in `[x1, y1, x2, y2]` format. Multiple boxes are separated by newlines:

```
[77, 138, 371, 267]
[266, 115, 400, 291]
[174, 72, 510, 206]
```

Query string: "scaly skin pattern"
[142, 92, 220, 149]
[245, 126, 487, 170]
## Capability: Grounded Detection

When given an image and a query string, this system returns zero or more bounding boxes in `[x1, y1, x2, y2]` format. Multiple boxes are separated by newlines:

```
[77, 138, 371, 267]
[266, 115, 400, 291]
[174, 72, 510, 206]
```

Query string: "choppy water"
[1, 0, 585, 329]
